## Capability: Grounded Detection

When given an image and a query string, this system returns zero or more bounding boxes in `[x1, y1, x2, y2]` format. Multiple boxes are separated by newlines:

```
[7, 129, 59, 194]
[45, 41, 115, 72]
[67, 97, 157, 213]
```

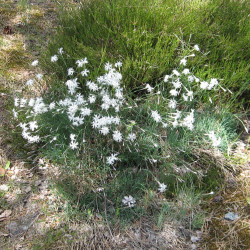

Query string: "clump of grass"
[44, 0, 249, 108]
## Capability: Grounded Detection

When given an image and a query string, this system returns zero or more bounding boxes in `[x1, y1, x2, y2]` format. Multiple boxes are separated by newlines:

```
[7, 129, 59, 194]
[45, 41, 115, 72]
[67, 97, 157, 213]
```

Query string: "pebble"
[224, 212, 239, 221]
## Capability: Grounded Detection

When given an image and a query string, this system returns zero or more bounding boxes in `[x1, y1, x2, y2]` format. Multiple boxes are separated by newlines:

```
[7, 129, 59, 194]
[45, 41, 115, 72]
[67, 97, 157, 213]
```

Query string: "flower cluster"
[145, 44, 223, 131]
[12, 44, 230, 210]
[14, 51, 140, 168]
[14, 44, 225, 178]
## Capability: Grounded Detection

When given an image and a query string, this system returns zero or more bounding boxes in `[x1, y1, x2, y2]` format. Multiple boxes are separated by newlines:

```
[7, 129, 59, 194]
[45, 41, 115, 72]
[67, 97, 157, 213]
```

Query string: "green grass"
[44, 0, 249, 109]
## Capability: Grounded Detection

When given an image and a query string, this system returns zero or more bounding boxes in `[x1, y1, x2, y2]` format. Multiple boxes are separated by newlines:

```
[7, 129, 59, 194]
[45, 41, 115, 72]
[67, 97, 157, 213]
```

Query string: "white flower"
[114, 61, 122, 69]
[162, 122, 168, 128]
[75, 94, 86, 105]
[115, 88, 124, 99]
[70, 141, 78, 150]
[194, 44, 200, 51]
[104, 62, 113, 71]
[181, 109, 195, 130]
[31, 60, 38, 66]
[33, 98, 48, 114]
[172, 69, 180, 76]
[69, 134, 78, 149]
[122, 195, 136, 208]
[26, 79, 34, 86]
[145, 84, 154, 93]
[65, 78, 79, 95]
[170, 89, 179, 96]
[36, 74, 43, 80]
[208, 78, 218, 90]
[68, 68, 74, 76]
[183, 94, 188, 101]
[172, 80, 182, 89]
[182, 68, 190, 75]
[113, 116, 120, 125]
[88, 94, 96, 103]
[106, 153, 119, 165]
[158, 182, 167, 193]
[29, 121, 38, 131]
[80, 107, 92, 116]
[14, 98, 19, 107]
[180, 58, 187, 66]
[187, 90, 193, 101]
[151, 110, 162, 123]
[27, 135, 40, 143]
[58, 47, 64, 55]
[86, 81, 98, 91]
[76, 58, 88, 67]
[172, 119, 178, 127]
[188, 75, 194, 82]
[194, 76, 200, 83]
[127, 133, 136, 142]
[164, 75, 170, 82]
[28, 98, 35, 107]
[99, 126, 109, 135]
[113, 130, 123, 142]
[168, 99, 177, 109]
[101, 102, 110, 110]
[49, 102, 55, 110]
[19, 122, 28, 130]
[200, 81, 209, 90]
[171, 110, 182, 119]
[81, 69, 89, 76]
[207, 131, 221, 147]
[20, 98, 27, 107]
[97, 69, 122, 88]
[12, 109, 18, 118]
[51, 55, 58, 62]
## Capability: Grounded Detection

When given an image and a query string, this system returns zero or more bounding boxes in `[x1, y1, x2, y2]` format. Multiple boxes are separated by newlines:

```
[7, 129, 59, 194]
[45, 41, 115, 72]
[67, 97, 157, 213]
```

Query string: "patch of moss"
[0, 6, 17, 26]
[0, 38, 29, 79]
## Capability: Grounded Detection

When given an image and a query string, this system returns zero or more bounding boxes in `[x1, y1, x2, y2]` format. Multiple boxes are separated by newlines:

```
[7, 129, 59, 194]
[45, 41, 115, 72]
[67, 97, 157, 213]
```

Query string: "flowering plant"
[13, 45, 225, 169]
[12, 44, 229, 211]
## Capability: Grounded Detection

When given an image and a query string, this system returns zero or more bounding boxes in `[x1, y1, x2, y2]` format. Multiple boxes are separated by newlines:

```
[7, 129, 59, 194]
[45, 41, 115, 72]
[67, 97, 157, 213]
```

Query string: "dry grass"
[201, 131, 250, 249]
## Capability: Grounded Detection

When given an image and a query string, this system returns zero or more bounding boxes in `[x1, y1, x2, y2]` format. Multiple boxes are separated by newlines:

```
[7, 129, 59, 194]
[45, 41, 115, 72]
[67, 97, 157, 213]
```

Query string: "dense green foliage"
[44, 0, 249, 108]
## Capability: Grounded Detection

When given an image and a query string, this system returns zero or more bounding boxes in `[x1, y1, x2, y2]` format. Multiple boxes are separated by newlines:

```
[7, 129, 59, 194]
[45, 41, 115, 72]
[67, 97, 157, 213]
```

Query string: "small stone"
[35, 180, 42, 186]
[25, 186, 32, 193]
[191, 235, 200, 243]
[225, 212, 239, 221]
[6, 211, 40, 236]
